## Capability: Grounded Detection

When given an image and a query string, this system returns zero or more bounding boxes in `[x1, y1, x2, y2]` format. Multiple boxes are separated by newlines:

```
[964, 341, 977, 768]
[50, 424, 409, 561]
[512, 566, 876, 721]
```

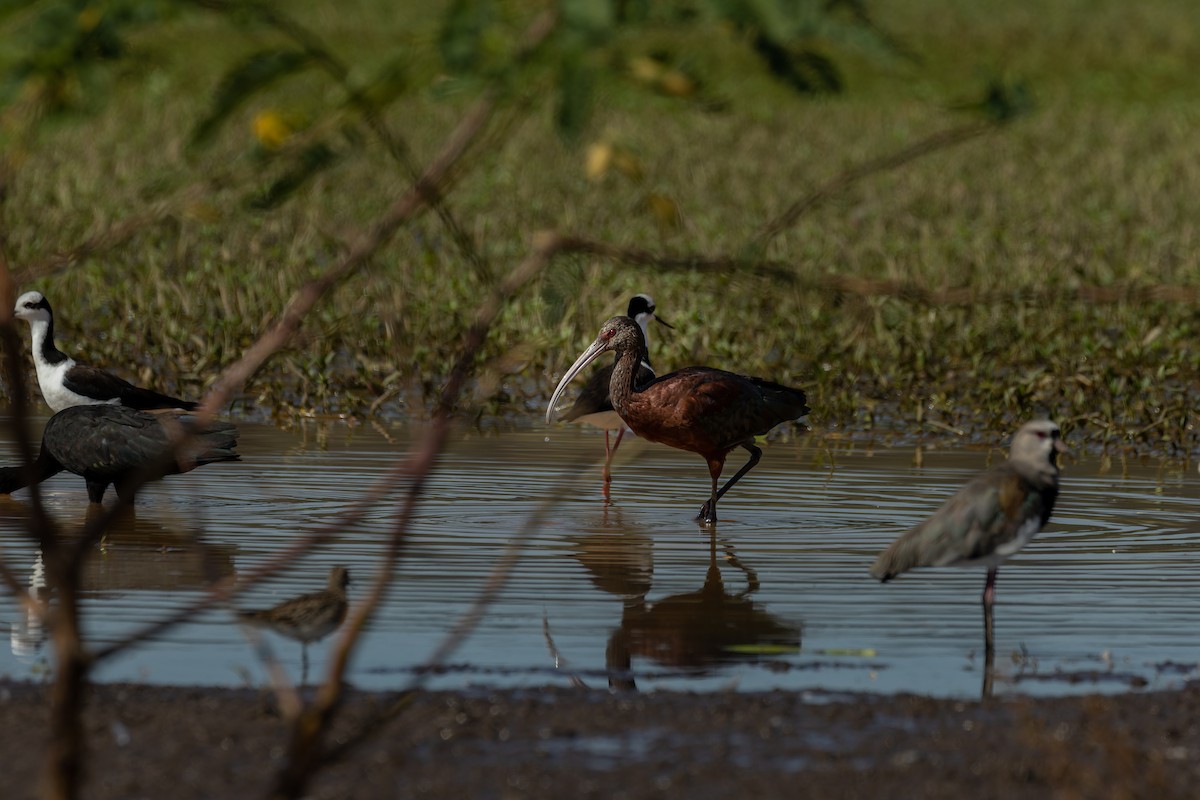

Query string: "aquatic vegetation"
[0, 3, 1195, 456]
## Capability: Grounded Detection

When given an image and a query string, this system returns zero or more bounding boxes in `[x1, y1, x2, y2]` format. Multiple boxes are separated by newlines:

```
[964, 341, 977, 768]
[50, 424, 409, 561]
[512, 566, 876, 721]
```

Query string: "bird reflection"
[10, 552, 48, 660]
[236, 566, 351, 685]
[2, 506, 237, 660]
[570, 507, 653, 602]
[575, 529, 799, 691]
[982, 602, 996, 699]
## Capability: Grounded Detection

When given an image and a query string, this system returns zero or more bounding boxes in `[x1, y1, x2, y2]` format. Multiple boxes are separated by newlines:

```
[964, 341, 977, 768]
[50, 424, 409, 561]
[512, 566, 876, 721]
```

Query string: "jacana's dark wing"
[43, 405, 238, 479]
[62, 364, 196, 410]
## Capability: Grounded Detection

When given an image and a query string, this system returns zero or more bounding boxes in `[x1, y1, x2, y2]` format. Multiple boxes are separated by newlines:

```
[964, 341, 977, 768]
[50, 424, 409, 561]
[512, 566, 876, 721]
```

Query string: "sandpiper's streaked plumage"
[0, 404, 240, 504]
[238, 566, 351, 644]
[870, 419, 1068, 607]
[237, 566, 351, 684]
[14, 290, 197, 412]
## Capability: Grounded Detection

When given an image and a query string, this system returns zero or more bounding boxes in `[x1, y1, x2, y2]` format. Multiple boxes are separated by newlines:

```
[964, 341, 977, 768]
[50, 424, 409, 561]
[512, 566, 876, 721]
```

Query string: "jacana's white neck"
[634, 312, 653, 344]
[26, 317, 60, 368]
[632, 312, 655, 371]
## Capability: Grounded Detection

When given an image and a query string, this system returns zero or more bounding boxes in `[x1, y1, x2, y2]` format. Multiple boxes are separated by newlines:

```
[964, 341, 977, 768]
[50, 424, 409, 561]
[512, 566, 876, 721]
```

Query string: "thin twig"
[754, 120, 996, 248]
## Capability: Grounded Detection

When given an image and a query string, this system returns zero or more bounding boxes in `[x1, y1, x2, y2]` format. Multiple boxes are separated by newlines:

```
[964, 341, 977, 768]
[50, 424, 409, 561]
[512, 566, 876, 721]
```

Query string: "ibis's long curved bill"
[545, 337, 611, 424]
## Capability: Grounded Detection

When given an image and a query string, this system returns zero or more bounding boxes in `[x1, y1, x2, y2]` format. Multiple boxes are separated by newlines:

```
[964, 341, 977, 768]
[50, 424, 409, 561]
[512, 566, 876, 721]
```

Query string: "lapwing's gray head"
[1009, 419, 1069, 475]
[13, 291, 51, 324]
[626, 293, 673, 331]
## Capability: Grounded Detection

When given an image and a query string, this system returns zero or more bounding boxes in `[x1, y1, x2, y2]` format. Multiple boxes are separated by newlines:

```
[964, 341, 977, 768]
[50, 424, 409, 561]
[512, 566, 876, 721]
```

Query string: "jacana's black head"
[626, 293, 673, 330]
[627, 294, 655, 318]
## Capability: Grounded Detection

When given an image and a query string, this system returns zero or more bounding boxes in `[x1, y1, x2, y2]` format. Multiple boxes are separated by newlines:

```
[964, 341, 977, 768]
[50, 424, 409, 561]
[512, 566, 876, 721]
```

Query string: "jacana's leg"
[982, 568, 998, 608]
[714, 444, 762, 502]
[982, 616, 996, 700]
[698, 457, 725, 524]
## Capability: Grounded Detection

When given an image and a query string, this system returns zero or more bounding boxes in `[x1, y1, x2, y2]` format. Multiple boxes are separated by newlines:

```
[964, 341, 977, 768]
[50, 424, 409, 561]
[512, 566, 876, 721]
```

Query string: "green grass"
[3, 1, 1200, 453]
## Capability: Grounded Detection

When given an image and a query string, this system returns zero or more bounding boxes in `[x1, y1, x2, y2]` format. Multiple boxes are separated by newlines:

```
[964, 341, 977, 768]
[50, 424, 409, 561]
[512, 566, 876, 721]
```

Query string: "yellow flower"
[252, 110, 291, 150]
[584, 142, 613, 180]
[78, 7, 102, 32]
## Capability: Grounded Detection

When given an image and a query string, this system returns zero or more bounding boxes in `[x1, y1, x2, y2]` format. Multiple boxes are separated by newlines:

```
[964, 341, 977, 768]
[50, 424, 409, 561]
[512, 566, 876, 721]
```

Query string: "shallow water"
[1, 420, 1198, 699]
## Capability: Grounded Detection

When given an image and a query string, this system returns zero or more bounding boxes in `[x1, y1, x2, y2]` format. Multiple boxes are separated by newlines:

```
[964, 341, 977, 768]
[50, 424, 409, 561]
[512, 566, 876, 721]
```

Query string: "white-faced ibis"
[870, 419, 1068, 608]
[0, 404, 240, 504]
[555, 294, 673, 492]
[14, 290, 196, 411]
[547, 316, 809, 524]
[237, 566, 351, 683]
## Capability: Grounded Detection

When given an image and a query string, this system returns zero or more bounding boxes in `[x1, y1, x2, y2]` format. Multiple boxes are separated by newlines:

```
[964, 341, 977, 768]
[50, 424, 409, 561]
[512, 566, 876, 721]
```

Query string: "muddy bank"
[1, 680, 1197, 799]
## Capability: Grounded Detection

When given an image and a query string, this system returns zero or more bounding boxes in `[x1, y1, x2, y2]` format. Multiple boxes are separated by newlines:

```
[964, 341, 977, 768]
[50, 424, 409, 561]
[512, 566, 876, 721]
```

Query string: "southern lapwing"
[870, 419, 1069, 607]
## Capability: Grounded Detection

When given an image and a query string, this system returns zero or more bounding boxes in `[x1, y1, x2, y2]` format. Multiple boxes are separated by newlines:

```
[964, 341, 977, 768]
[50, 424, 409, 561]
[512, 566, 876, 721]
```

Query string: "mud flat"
[1, 680, 1197, 798]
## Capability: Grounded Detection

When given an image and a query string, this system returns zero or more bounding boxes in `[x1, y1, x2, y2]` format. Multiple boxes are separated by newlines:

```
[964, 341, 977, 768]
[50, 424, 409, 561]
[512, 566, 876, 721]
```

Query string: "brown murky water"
[1, 420, 1198, 697]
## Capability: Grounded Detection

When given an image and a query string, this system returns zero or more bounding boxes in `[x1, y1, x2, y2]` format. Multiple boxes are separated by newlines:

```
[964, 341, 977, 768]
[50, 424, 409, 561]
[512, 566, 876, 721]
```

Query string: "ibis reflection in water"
[548, 315, 808, 523]
[555, 294, 673, 497]
[569, 522, 799, 691]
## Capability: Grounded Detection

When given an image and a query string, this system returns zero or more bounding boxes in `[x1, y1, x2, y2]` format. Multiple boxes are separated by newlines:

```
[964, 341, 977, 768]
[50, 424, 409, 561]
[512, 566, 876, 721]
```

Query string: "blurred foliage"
[0, 0, 176, 112]
[2, 0, 907, 205]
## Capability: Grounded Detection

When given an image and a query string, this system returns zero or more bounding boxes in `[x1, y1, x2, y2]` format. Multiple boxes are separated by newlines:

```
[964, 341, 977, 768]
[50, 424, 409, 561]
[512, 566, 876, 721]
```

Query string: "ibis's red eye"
[1035, 431, 1047, 439]
[602, 329, 616, 340]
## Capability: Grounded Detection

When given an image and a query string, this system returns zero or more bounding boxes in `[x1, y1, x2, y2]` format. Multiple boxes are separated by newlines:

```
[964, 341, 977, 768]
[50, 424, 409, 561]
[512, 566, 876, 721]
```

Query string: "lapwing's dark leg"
[301, 643, 309, 687]
[982, 599, 996, 699]
[982, 568, 998, 608]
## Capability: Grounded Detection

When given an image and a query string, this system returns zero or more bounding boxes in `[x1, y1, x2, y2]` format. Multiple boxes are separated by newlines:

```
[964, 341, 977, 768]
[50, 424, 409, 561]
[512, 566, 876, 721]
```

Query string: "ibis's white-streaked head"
[546, 316, 645, 424]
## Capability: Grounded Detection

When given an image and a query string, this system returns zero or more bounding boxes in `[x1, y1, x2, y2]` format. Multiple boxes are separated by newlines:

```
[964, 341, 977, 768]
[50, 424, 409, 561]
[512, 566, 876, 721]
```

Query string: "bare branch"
[753, 121, 997, 249]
